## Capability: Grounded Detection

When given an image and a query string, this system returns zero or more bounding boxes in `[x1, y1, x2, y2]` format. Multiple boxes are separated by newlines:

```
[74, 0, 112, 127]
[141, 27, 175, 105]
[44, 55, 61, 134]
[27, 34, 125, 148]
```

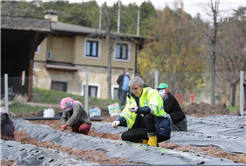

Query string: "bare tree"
[102, 3, 117, 99]
[174, 1, 245, 105]
[187, 0, 222, 105]
[88, 2, 139, 99]
[85, 2, 118, 99]
[216, 7, 246, 106]
[164, 0, 223, 105]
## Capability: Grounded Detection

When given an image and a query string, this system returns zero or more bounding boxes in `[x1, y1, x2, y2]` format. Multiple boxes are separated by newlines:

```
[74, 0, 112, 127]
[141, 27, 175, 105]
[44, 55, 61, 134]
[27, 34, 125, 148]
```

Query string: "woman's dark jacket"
[163, 92, 186, 124]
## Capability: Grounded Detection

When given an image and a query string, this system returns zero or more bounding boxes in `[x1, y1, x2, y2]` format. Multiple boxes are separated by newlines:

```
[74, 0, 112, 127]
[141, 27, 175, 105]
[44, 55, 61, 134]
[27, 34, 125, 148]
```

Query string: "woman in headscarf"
[60, 97, 91, 135]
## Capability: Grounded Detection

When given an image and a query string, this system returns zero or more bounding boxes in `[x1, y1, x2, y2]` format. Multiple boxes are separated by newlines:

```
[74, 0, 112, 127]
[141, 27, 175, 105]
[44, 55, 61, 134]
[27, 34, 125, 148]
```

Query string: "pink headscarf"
[60, 97, 83, 109]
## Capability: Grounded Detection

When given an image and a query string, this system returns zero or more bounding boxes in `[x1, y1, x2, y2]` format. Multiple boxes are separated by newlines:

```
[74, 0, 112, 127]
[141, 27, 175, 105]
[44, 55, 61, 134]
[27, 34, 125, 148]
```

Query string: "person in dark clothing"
[156, 83, 187, 132]
[117, 68, 131, 107]
[1, 108, 15, 140]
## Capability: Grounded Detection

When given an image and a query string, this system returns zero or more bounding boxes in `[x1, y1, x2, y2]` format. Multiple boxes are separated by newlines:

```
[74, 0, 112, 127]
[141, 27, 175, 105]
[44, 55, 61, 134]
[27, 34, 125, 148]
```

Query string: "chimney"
[44, 9, 58, 22]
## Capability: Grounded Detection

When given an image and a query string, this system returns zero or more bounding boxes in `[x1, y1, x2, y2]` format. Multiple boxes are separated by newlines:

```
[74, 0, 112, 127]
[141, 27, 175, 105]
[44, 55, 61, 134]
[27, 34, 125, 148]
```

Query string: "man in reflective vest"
[112, 76, 170, 146]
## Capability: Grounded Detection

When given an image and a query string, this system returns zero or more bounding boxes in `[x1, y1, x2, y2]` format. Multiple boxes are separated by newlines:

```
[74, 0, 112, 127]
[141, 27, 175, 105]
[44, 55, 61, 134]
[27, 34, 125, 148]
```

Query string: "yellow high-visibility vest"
[120, 87, 167, 130]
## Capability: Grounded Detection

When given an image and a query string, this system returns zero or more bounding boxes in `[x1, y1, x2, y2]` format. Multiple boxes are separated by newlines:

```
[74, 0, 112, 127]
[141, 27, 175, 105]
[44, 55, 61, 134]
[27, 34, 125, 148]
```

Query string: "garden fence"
[0, 71, 243, 118]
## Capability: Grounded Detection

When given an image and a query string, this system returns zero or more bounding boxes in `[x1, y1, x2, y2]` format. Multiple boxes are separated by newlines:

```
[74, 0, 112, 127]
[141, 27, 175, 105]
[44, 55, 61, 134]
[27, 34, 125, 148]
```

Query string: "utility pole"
[137, 10, 140, 36]
[117, 0, 121, 33]
[99, 6, 102, 30]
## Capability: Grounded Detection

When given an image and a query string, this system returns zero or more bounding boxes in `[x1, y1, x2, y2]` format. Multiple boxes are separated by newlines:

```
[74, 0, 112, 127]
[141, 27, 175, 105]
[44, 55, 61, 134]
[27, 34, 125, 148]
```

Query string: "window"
[82, 83, 100, 98]
[46, 51, 52, 59]
[114, 42, 131, 61]
[111, 85, 119, 100]
[51, 81, 67, 92]
[35, 45, 40, 54]
[83, 85, 98, 98]
[84, 38, 101, 59]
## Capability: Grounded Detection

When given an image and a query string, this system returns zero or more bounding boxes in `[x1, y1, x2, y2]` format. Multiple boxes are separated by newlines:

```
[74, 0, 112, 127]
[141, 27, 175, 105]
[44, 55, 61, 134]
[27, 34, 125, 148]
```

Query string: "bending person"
[157, 83, 187, 132]
[1, 108, 15, 140]
[112, 76, 170, 147]
[60, 97, 91, 135]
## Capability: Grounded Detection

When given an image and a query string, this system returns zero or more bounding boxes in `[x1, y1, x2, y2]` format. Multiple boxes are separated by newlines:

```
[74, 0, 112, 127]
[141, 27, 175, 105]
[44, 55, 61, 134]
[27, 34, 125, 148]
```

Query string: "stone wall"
[33, 61, 133, 99]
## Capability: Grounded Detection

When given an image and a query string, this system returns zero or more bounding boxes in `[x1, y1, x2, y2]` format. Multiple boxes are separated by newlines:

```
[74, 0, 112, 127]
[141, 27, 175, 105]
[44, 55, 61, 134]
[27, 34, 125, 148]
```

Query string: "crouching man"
[112, 76, 171, 147]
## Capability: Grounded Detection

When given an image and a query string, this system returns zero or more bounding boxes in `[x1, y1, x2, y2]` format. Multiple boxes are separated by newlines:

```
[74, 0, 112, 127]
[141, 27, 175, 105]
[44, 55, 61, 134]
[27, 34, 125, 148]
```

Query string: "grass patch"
[32, 88, 120, 109]
[5, 88, 120, 114]
[227, 106, 239, 112]
[8, 100, 46, 113]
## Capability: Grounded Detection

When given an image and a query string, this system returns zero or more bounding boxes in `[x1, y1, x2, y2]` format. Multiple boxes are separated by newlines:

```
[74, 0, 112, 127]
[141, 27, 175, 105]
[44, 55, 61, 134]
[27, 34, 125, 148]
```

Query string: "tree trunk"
[107, 35, 112, 99]
[211, 55, 216, 105]
[231, 83, 237, 106]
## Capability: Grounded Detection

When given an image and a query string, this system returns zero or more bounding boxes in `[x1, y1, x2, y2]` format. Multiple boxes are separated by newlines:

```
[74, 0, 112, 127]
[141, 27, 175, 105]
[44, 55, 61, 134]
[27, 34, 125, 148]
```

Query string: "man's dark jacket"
[117, 74, 130, 92]
[163, 92, 186, 124]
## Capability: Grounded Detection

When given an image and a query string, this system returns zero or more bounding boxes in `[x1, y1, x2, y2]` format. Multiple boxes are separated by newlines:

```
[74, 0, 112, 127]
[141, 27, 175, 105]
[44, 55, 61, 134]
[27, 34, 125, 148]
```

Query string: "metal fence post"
[240, 71, 244, 115]
[244, 79, 246, 113]
[155, 71, 158, 89]
[4, 74, 9, 112]
[85, 72, 89, 115]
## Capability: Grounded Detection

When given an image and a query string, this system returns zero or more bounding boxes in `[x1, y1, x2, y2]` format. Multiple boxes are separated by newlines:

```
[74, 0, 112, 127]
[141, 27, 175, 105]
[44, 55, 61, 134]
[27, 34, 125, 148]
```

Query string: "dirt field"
[2, 102, 245, 165]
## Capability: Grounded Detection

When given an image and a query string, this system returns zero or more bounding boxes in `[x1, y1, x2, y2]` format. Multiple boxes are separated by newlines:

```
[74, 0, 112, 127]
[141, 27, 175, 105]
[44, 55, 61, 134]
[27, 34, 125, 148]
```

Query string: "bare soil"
[2, 102, 245, 165]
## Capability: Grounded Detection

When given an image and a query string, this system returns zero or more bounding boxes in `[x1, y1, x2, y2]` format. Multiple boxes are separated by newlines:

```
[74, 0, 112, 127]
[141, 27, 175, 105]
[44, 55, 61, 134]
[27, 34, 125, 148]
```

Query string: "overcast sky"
[68, 0, 246, 20]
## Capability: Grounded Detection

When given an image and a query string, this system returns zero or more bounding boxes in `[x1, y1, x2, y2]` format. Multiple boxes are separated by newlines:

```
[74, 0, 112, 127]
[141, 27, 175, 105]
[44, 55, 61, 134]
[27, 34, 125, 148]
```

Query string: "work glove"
[112, 121, 120, 128]
[60, 124, 68, 131]
[128, 106, 138, 113]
